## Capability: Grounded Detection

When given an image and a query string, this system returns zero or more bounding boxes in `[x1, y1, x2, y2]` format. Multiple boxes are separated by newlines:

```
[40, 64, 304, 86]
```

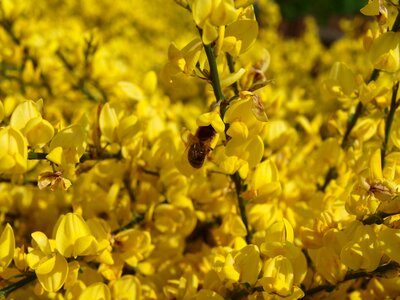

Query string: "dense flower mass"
[1, 0, 400, 299]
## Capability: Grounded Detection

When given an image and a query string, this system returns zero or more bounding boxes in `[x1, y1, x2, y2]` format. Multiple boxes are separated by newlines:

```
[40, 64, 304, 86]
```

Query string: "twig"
[304, 262, 399, 298]
[381, 81, 399, 168]
[0, 273, 37, 298]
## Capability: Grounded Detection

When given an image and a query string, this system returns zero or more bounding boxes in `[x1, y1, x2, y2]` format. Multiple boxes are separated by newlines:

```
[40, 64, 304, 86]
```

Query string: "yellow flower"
[224, 95, 266, 135]
[224, 19, 258, 55]
[247, 159, 281, 202]
[98, 102, 141, 146]
[0, 126, 27, 173]
[113, 229, 153, 268]
[225, 135, 264, 169]
[165, 272, 198, 299]
[309, 246, 347, 284]
[369, 32, 400, 72]
[233, 245, 261, 285]
[191, 0, 239, 44]
[153, 204, 197, 237]
[192, 0, 238, 28]
[259, 255, 294, 297]
[46, 125, 87, 165]
[340, 221, 382, 272]
[9, 99, 54, 147]
[360, 0, 387, 24]
[166, 39, 203, 76]
[110, 275, 142, 300]
[324, 62, 356, 97]
[54, 213, 98, 258]
[26, 231, 69, 292]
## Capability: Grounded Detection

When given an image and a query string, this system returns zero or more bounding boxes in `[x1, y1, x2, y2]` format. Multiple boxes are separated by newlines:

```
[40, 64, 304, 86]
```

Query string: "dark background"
[278, 0, 366, 24]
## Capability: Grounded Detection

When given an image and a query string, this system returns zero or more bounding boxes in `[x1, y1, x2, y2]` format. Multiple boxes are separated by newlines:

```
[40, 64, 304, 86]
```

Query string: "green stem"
[203, 43, 225, 101]
[232, 172, 251, 244]
[381, 81, 399, 168]
[0, 273, 36, 298]
[111, 213, 145, 234]
[199, 30, 228, 118]
[199, 28, 250, 243]
[341, 101, 364, 149]
[226, 53, 239, 95]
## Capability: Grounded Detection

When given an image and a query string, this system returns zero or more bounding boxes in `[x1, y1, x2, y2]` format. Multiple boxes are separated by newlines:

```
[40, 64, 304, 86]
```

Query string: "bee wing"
[180, 128, 191, 146]
[180, 128, 198, 147]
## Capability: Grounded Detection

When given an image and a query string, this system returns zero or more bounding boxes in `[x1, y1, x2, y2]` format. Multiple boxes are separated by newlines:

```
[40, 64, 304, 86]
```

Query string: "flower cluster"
[2, 0, 400, 299]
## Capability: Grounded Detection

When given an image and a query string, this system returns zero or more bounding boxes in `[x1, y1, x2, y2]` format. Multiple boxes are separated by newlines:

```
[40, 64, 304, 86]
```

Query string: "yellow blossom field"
[1, 0, 400, 299]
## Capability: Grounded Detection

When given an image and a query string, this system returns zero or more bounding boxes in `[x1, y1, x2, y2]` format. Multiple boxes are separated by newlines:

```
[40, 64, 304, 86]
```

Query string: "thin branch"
[381, 81, 399, 168]
[231, 172, 251, 244]
[226, 53, 239, 95]
[304, 262, 399, 298]
[0, 273, 36, 298]
[319, 68, 380, 192]
[111, 214, 145, 234]
[27, 151, 122, 163]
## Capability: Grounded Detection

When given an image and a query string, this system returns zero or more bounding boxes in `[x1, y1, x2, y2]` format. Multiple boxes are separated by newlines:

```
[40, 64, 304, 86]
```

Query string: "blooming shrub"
[1, 0, 400, 299]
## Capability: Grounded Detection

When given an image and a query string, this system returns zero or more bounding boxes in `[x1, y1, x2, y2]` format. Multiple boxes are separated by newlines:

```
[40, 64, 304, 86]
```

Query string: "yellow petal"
[326, 62, 356, 96]
[369, 32, 400, 73]
[55, 213, 93, 258]
[192, 0, 213, 27]
[0, 127, 27, 173]
[202, 21, 218, 45]
[225, 19, 258, 53]
[99, 102, 119, 143]
[64, 261, 80, 289]
[378, 228, 400, 263]
[260, 256, 294, 297]
[74, 235, 98, 256]
[110, 275, 141, 300]
[48, 125, 86, 164]
[79, 282, 111, 300]
[370, 149, 383, 179]
[9, 100, 41, 131]
[197, 111, 225, 134]
[31, 231, 52, 254]
[117, 115, 139, 141]
[360, 0, 379, 16]
[220, 67, 245, 88]
[36, 253, 68, 292]
[46, 146, 63, 165]
[142, 71, 158, 94]
[118, 81, 144, 101]
[234, 245, 261, 285]
[0, 224, 15, 272]
[24, 117, 54, 147]
[226, 121, 248, 139]
[210, 0, 238, 26]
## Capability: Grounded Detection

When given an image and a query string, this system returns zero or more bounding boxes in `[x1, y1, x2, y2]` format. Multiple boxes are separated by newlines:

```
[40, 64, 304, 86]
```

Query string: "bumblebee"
[187, 125, 216, 168]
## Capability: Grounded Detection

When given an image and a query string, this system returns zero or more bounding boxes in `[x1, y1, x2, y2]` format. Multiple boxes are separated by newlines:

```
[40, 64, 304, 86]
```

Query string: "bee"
[187, 125, 217, 168]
